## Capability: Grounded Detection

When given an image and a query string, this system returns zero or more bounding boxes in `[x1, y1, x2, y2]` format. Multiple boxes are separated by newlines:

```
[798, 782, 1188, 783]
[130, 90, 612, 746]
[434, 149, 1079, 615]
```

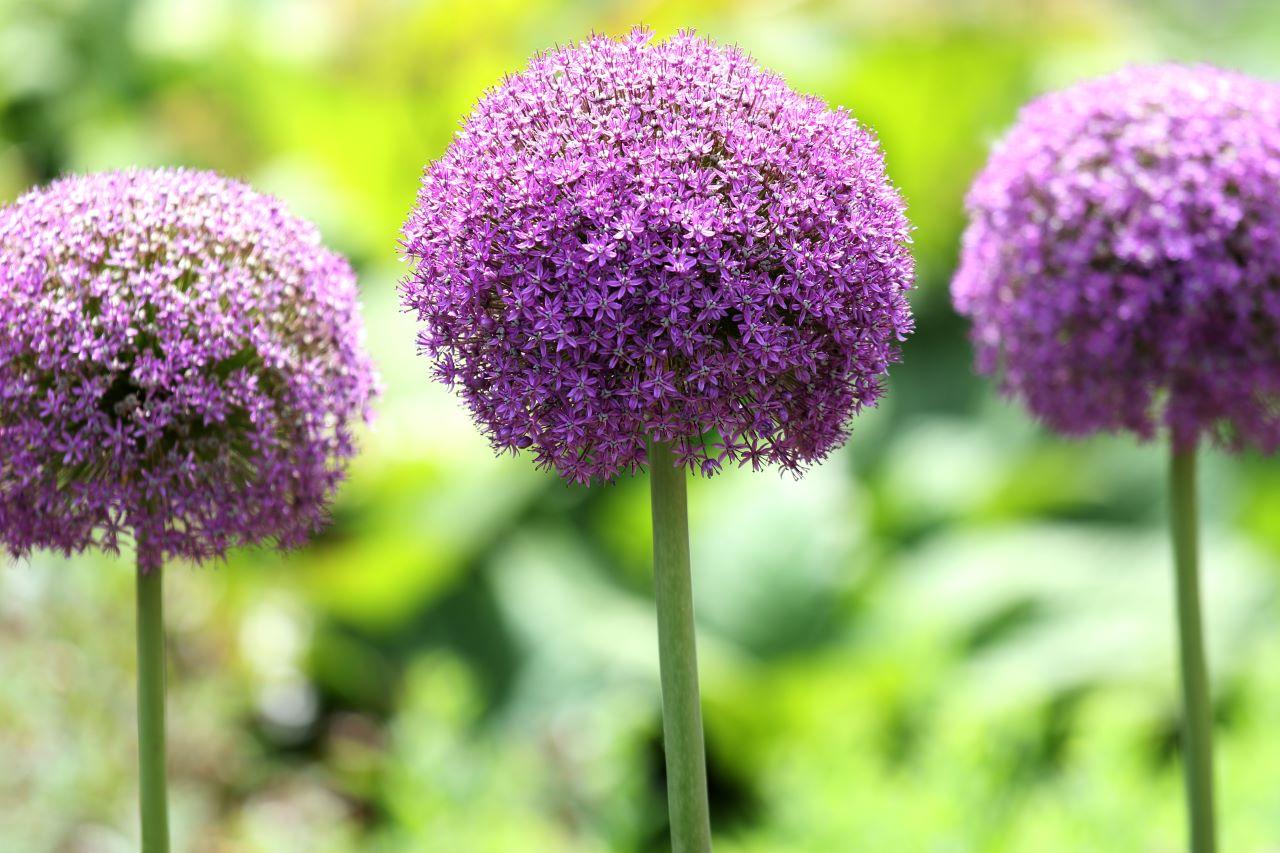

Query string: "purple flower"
[954, 64, 1280, 450]
[400, 29, 914, 483]
[0, 168, 378, 570]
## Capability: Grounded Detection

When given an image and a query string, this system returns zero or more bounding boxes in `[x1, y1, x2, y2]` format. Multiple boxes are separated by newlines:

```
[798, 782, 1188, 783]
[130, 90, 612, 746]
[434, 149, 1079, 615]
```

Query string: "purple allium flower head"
[0, 168, 378, 570]
[400, 29, 914, 483]
[954, 64, 1280, 451]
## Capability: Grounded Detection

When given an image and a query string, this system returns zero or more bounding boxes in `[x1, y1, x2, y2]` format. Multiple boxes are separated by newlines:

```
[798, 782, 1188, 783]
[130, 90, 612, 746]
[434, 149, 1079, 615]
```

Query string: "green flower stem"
[136, 558, 170, 853]
[1170, 446, 1216, 853]
[648, 439, 712, 853]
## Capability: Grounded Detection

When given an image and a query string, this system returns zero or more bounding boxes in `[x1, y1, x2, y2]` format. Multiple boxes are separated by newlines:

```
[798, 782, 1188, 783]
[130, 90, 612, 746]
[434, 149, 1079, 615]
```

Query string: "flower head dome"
[400, 29, 914, 483]
[0, 168, 378, 570]
[954, 64, 1280, 450]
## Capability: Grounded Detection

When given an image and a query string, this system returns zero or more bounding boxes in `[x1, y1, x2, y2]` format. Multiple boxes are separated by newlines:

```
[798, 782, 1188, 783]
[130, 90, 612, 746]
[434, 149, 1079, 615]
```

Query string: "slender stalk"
[136, 558, 170, 853]
[1170, 446, 1216, 853]
[648, 439, 712, 853]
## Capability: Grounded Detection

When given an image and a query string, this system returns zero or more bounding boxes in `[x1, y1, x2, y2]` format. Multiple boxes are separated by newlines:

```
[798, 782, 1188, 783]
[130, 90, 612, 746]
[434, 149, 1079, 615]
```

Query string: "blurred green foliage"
[4, 0, 1280, 850]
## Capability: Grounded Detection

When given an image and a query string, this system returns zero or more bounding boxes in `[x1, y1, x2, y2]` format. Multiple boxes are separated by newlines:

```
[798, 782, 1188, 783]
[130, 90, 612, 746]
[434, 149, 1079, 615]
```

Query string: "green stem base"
[648, 439, 712, 853]
[137, 561, 170, 853]
[1170, 446, 1216, 853]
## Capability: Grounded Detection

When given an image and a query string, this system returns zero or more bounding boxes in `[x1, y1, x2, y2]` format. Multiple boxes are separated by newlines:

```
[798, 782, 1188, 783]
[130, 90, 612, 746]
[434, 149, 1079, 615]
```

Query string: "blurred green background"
[4, 0, 1280, 850]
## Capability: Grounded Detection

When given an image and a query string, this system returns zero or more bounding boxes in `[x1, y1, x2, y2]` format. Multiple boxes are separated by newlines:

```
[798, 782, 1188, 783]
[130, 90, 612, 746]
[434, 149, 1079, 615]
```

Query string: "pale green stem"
[137, 557, 170, 853]
[1170, 446, 1216, 853]
[648, 439, 712, 853]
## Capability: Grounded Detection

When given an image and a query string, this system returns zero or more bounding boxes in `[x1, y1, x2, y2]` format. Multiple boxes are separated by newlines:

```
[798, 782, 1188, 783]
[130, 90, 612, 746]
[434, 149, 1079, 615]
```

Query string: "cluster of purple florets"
[954, 64, 1280, 451]
[0, 169, 377, 570]
[401, 29, 914, 483]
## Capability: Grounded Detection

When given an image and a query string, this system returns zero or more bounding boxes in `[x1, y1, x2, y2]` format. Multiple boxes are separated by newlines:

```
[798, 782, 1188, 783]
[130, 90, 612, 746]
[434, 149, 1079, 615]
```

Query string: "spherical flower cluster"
[954, 64, 1280, 450]
[401, 29, 914, 483]
[0, 169, 378, 570]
